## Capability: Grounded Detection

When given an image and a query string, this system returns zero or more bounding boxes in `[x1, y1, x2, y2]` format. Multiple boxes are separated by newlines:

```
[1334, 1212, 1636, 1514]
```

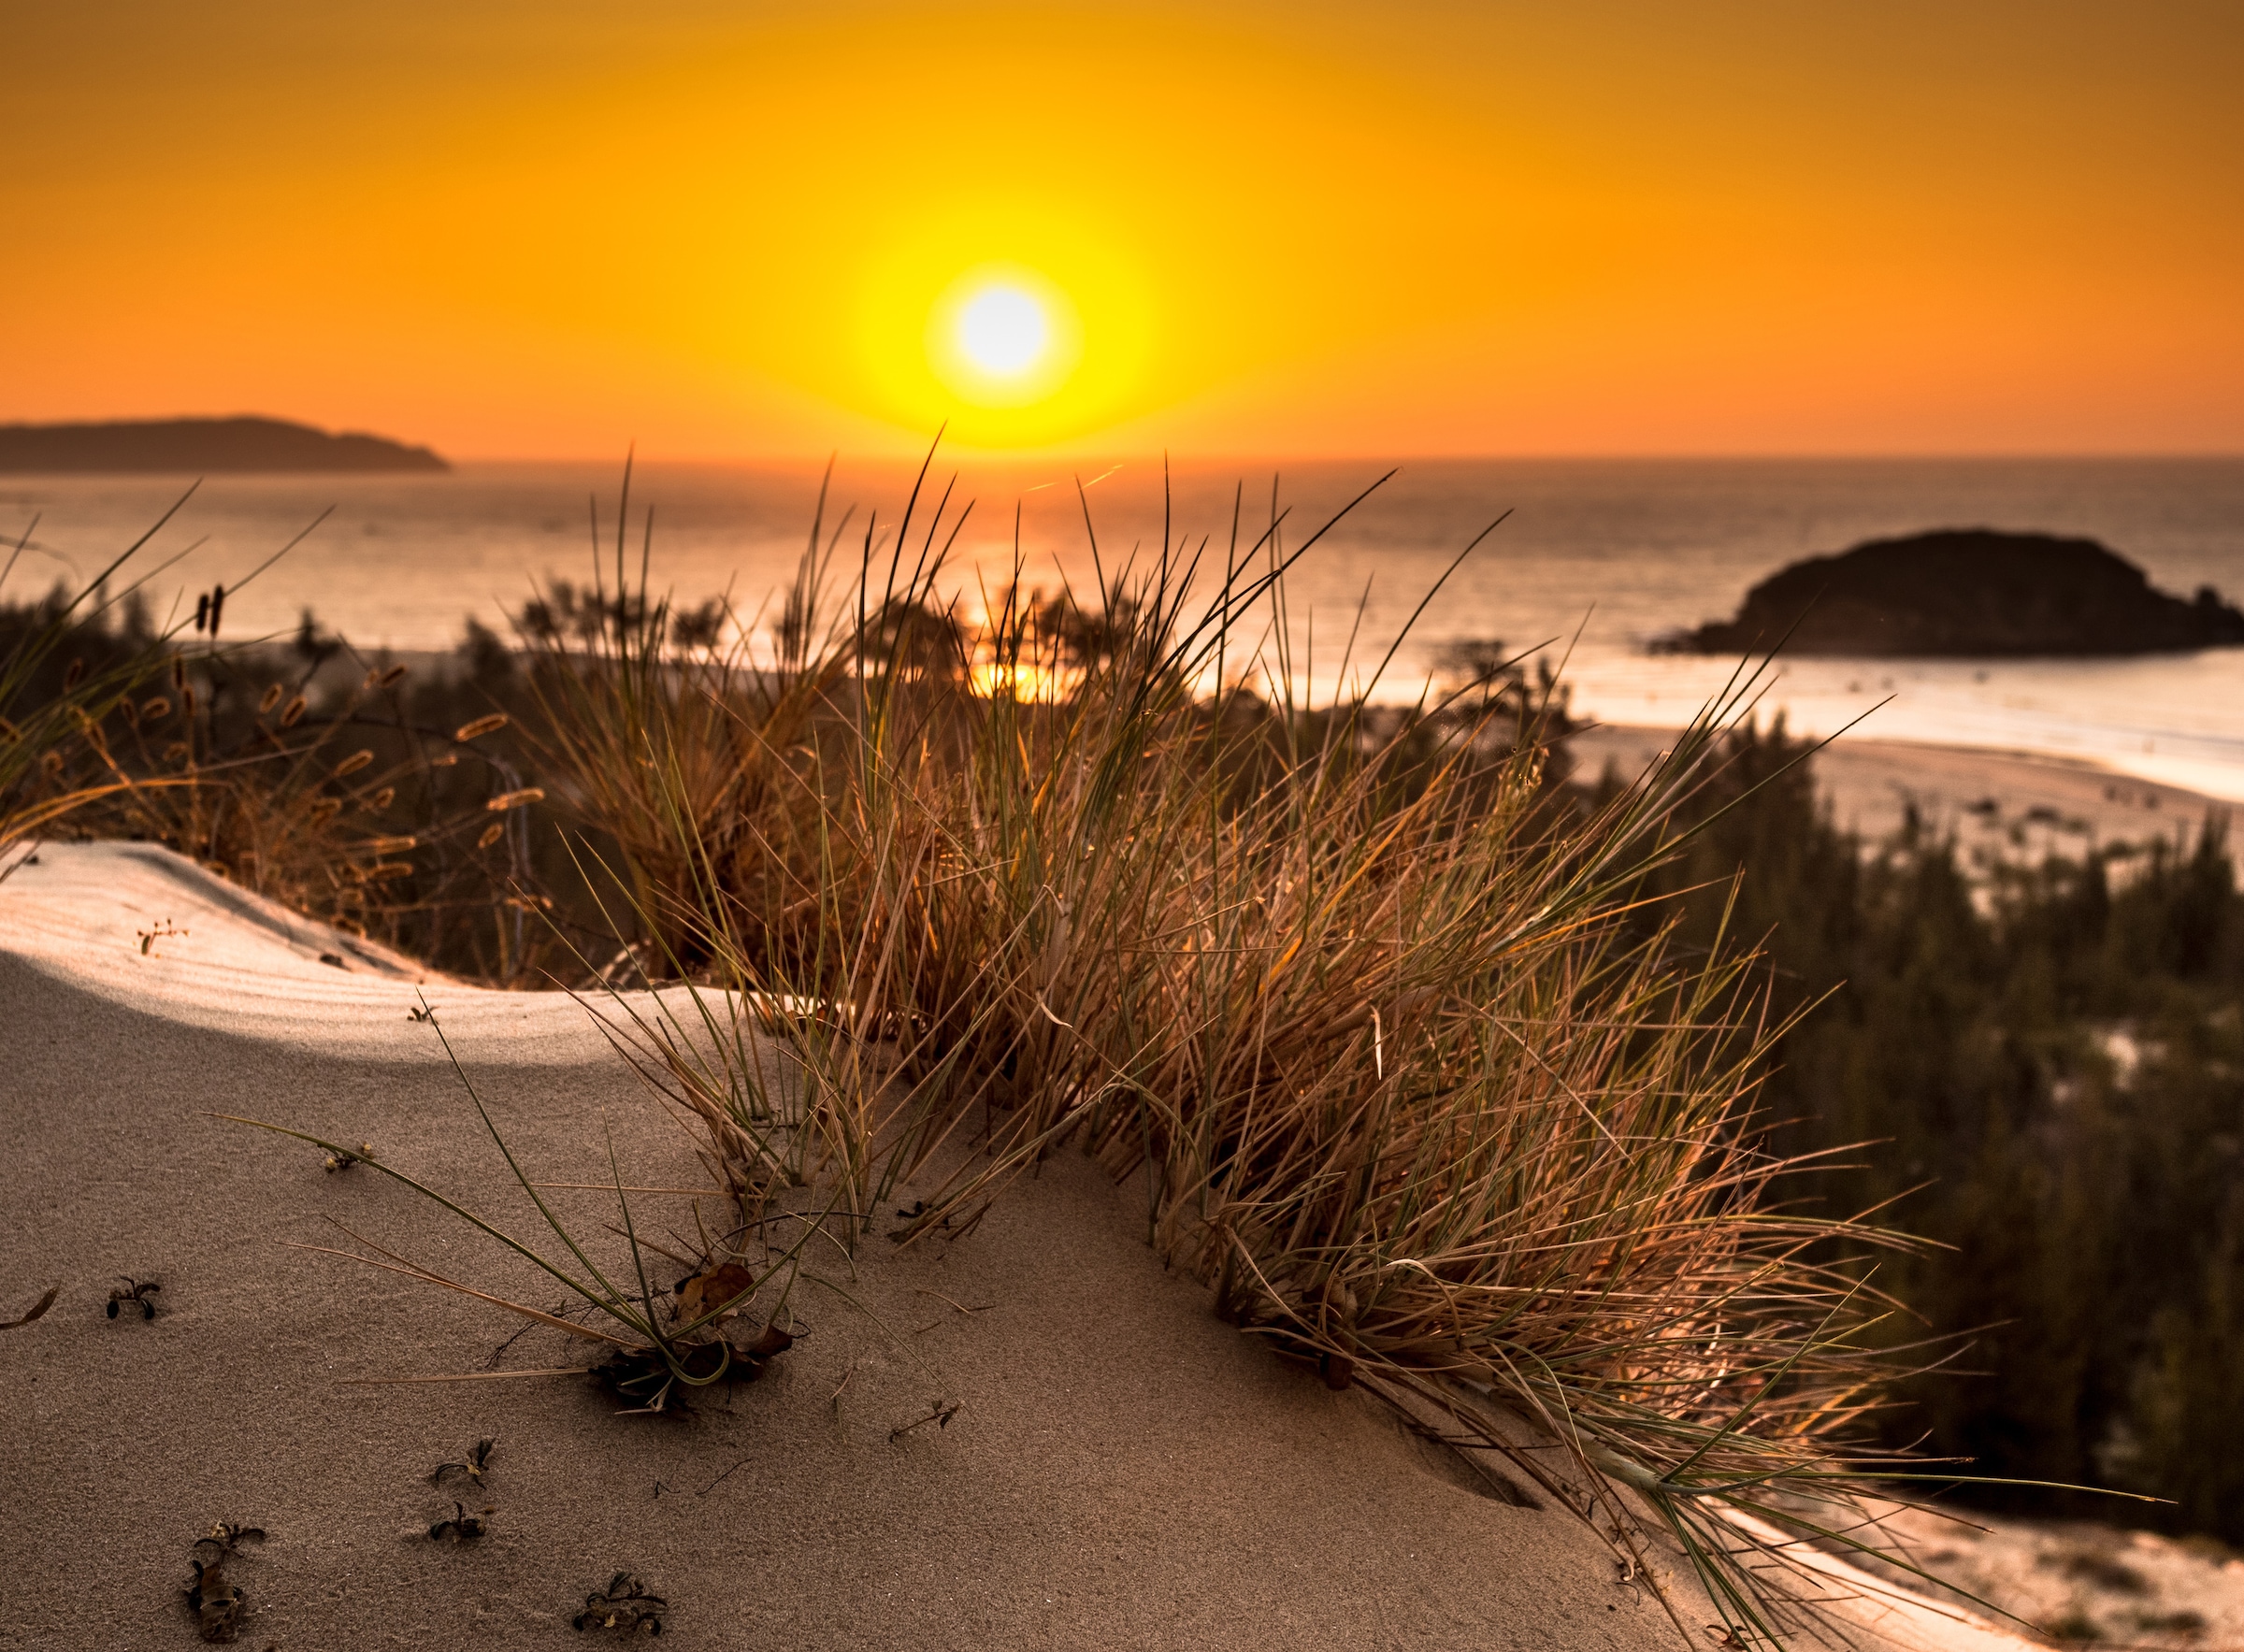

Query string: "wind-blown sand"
[2, 842, 2045, 1649]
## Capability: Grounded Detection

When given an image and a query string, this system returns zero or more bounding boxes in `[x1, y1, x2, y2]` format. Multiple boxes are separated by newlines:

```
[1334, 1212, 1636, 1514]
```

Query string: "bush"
[1617, 720, 2244, 1540]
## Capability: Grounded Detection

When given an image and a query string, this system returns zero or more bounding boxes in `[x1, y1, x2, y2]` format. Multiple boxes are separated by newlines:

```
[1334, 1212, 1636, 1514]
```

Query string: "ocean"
[8, 455, 2244, 800]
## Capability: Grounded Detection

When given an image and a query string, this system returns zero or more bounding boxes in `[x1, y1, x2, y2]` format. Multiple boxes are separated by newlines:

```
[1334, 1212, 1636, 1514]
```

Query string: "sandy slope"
[0, 842, 2039, 1650]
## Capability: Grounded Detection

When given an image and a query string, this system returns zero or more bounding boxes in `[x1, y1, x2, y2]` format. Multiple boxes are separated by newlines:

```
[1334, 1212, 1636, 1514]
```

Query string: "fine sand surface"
[1574, 725, 2232, 855]
[2, 842, 2043, 1650]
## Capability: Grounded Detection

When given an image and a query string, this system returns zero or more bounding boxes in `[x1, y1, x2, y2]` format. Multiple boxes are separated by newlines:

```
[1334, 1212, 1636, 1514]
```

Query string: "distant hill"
[1671, 528, 2244, 657]
[0, 416, 448, 474]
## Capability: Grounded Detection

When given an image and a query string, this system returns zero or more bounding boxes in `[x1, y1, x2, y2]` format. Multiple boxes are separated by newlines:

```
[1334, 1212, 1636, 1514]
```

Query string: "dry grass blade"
[0, 1286, 61, 1331]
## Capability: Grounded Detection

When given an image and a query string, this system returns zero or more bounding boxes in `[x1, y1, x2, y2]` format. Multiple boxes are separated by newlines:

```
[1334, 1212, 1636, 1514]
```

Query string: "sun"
[926, 265, 1082, 409]
[852, 211, 1151, 444]
[957, 284, 1048, 375]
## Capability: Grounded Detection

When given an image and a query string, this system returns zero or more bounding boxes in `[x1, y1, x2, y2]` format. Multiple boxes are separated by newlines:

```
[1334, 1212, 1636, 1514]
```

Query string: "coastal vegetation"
[0, 499, 194, 848]
[0, 572, 547, 973]
[1626, 722, 2244, 1544]
[12, 475, 2234, 1641]
[432, 477, 1985, 1643]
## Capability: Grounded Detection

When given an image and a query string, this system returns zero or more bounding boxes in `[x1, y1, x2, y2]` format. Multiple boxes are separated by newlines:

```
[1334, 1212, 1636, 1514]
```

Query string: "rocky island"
[1674, 528, 2244, 656]
[0, 415, 448, 474]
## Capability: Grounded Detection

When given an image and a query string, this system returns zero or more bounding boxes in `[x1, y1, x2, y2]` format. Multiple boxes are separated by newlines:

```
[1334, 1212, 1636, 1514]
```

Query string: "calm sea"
[7, 455, 2244, 799]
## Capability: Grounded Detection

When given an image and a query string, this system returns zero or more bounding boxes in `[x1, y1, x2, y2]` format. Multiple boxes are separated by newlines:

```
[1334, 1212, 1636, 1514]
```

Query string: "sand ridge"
[0, 840, 668, 1065]
[0, 841, 2037, 1649]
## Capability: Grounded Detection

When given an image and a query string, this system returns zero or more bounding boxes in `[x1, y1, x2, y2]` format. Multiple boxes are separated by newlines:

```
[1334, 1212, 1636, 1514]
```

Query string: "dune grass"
[30, 464, 2138, 1645]
[5, 502, 552, 970]
[483, 460, 2075, 1647]
[0, 496, 190, 852]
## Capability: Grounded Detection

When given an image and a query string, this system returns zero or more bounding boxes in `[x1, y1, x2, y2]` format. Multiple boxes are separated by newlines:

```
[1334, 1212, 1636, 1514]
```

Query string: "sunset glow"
[3, 5, 2239, 458]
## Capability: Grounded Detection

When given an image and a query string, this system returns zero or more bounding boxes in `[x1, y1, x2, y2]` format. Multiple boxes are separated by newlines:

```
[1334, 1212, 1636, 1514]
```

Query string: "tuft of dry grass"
[55, 652, 536, 952]
[191, 460, 2146, 1646]
[16, 591, 551, 973]
[503, 458, 851, 980]
[0, 496, 189, 853]
[528, 461, 2074, 1646]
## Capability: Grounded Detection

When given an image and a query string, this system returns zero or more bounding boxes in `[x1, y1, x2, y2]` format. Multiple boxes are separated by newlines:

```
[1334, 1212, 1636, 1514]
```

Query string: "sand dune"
[1, 842, 2042, 1649]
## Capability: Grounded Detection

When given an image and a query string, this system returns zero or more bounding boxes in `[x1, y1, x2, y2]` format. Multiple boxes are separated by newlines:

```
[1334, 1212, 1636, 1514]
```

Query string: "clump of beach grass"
[5, 491, 547, 972]
[65, 652, 538, 948]
[181, 456, 2150, 1645]
[500, 456, 2079, 1647]
[502, 455, 853, 984]
[0, 494, 192, 852]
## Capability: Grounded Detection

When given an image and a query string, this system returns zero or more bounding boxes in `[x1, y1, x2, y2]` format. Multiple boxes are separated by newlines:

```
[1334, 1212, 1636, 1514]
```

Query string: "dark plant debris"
[428, 1436, 496, 1487]
[184, 1523, 265, 1644]
[1, 1285, 59, 1330]
[574, 1571, 666, 1635]
[426, 1501, 491, 1543]
[106, 1276, 159, 1320]
[590, 1320, 794, 1414]
[888, 1399, 960, 1444]
[137, 918, 186, 956]
[323, 1142, 377, 1173]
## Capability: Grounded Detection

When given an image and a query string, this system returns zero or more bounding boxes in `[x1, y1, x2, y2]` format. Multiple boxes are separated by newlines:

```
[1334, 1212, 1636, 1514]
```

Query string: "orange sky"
[7, 1, 2241, 459]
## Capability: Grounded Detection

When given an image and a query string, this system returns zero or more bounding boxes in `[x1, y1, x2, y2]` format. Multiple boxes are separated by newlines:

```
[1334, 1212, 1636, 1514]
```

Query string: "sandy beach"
[1574, 725, 2233, 857]
[0, 840, 2087, 1649]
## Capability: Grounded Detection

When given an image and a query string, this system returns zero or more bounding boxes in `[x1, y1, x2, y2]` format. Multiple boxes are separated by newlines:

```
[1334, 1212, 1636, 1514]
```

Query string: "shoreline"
[1575, 723, 2232, 856]
[136, 627, 2242, 860]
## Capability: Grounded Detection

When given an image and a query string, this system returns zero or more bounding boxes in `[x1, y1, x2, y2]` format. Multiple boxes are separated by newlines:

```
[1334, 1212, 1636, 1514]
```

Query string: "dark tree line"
[1613, 724, 2244, 1539]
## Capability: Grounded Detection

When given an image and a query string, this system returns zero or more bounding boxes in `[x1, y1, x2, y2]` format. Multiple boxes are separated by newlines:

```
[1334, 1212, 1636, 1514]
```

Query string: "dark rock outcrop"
[1673, 528, 2244, 657]
[0, 416, 448, 474]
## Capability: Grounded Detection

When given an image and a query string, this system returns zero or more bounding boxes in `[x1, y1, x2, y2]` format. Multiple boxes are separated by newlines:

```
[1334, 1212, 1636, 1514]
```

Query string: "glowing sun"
[957, 284, 1048, 375]
[927, 266, 1081, 409]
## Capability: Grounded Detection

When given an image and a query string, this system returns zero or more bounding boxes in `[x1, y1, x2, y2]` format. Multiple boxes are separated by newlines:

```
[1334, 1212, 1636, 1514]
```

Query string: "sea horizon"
[11, 452, 2244, 801]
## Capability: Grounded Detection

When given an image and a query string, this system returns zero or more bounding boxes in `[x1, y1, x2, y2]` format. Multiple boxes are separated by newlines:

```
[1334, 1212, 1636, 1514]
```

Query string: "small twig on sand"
[912, 1287, 995, 1315]
[483, 1314, 550, 1369]
[697, 1457, 752, 1497]
[889, 1400, 960, 1443]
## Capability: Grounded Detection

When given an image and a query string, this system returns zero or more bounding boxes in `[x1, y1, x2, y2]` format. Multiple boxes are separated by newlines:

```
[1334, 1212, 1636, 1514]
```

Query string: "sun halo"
[855, 211, 1150, 445]
[925, 266, 1082, 412]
